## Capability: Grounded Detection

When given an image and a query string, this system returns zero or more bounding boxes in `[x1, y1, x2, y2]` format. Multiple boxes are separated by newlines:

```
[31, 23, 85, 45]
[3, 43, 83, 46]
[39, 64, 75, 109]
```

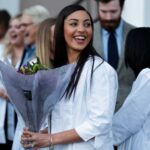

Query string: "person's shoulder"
[137, 68, 150, 80]
[86, 56, 103, 65]
[87, 56, 117, 74]
[123, 20, 136, 29]
[94, 20, 100, 25]
[132, 68, 150, 90]
[93, 20, 101, 30]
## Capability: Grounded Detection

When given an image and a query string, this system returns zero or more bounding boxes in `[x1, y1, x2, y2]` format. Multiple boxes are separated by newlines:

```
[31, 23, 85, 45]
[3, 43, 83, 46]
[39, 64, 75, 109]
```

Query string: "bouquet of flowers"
[18, 57, 49, 101]
[0, 59, 75, 132]
[18, 57, 49, 75]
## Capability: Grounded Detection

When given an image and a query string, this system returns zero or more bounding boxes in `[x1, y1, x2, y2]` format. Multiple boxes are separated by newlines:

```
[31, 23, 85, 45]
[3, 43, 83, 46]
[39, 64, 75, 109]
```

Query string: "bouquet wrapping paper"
[0, 60, 75, 131]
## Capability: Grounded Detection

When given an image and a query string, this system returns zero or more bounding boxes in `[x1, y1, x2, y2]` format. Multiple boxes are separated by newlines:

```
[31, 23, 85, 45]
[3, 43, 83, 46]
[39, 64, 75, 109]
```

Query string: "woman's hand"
[39, 127, 48, 134]
[21, 128, 82, 148]
[21, 128, 51, 149]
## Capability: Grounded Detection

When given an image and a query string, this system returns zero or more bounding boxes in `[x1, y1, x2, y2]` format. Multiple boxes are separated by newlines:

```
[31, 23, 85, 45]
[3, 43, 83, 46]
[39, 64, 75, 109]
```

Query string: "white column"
[0, 0, 20, 16]
[122, 0, 145, 27]
[144, 0, 150, 26]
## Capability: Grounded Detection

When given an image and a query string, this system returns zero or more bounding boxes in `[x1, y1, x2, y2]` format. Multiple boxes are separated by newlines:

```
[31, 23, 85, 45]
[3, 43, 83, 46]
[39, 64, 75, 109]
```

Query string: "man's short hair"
[96, 0, 125, 9]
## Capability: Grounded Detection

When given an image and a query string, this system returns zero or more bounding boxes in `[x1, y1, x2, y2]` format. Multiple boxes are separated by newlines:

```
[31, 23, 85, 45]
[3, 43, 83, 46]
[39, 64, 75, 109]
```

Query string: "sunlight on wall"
[122, 0, 145, 27]
[0, 0, 20, 16]
[145, 0, 150, 27]
[0, 0, 149, 27]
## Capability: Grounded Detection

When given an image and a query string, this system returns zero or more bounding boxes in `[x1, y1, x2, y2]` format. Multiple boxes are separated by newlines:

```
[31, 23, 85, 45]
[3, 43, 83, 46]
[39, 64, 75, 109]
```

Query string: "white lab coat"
[0, 43, 6, 143]
[51, 56, 118, 150]
[0, 55, 20, 144]
[113, 68, 150, 150]
[0, 96, 7, 143]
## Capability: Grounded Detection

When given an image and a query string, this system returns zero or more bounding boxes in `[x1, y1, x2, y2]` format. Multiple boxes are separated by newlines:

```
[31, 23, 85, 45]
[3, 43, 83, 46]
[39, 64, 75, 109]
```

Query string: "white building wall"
[122, 0, 145, 27]
[0, 0, 149, 26]
[0, 0, 20, 16]
[144, 0, 150, 27]
[20, 0, 76, 17]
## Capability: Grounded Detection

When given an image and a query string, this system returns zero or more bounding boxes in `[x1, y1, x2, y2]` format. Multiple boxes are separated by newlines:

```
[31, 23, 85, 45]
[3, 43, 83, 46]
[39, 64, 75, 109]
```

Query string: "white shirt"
[113, 68, 150, 150]
[51, 56, 118, 150]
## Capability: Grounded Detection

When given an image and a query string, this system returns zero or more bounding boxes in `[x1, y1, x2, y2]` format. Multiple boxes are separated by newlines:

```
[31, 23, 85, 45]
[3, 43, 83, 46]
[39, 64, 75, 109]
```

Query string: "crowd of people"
[0, 0, 150, 150]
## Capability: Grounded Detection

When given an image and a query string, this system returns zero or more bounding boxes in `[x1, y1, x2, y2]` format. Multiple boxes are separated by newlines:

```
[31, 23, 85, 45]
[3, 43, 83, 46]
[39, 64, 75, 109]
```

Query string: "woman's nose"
[77, 24, 85, 32]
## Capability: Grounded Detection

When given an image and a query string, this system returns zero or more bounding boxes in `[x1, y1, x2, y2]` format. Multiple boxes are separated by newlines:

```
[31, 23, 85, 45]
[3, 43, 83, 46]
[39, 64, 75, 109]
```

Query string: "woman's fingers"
[22, 129, 34, 138]
[21, 141, 36, 149]
[21, 129, 40, 148]
[21, 134, 37, 148]
[21, 136, 33, 142]
[21, 132, 35, 146]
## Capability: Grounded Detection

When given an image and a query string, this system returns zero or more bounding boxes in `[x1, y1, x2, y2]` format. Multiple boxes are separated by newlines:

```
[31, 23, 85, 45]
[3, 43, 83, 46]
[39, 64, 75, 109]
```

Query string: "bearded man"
[93, 0, 135, 111]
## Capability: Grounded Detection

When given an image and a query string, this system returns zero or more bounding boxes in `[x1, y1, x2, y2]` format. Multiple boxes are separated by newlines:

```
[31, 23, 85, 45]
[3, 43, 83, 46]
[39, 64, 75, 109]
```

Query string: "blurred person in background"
[0, 14, 24, 150]
[19, 5, 50, 68]
[0, 9, 11, 57]
[113, 27, 150, 150]
[36, 17, 56, 68]
[2, 14, 24, 67]
[93, 0, 135, 111]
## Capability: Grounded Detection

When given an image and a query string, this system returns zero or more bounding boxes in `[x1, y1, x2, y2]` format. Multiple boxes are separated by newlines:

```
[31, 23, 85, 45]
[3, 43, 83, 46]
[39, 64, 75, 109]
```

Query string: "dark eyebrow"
[84, 19, 91, 22]
[66, 19, 78, 22]
[67, 18, 91, 22]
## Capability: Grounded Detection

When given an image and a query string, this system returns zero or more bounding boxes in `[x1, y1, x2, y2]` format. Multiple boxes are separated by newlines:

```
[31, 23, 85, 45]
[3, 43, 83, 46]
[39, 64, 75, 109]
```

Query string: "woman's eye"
[70, 22, 77, 27]
[84, 22, 91, 27]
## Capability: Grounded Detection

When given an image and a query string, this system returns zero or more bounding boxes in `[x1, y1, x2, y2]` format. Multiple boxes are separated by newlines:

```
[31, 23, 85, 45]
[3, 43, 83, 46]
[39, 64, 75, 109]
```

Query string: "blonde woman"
[3, 14, 24, 67]
[36, 17, 56, 68]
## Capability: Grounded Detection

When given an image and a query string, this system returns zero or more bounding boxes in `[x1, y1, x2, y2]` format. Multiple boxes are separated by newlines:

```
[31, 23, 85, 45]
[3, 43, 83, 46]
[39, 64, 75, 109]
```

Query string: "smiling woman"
[64, 10, 93, 63]
[21, 4, 118, 150]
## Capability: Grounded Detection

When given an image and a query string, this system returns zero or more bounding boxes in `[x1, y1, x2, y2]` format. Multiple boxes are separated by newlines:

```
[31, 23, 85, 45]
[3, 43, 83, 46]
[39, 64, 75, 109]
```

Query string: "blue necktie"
[108, 32, 119, 70]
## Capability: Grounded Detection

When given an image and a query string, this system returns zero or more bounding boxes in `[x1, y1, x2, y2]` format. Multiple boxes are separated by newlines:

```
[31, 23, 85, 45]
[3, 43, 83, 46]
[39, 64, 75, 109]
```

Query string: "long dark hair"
[125, 27, 150, 77]
[54, 4, 102, 98]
